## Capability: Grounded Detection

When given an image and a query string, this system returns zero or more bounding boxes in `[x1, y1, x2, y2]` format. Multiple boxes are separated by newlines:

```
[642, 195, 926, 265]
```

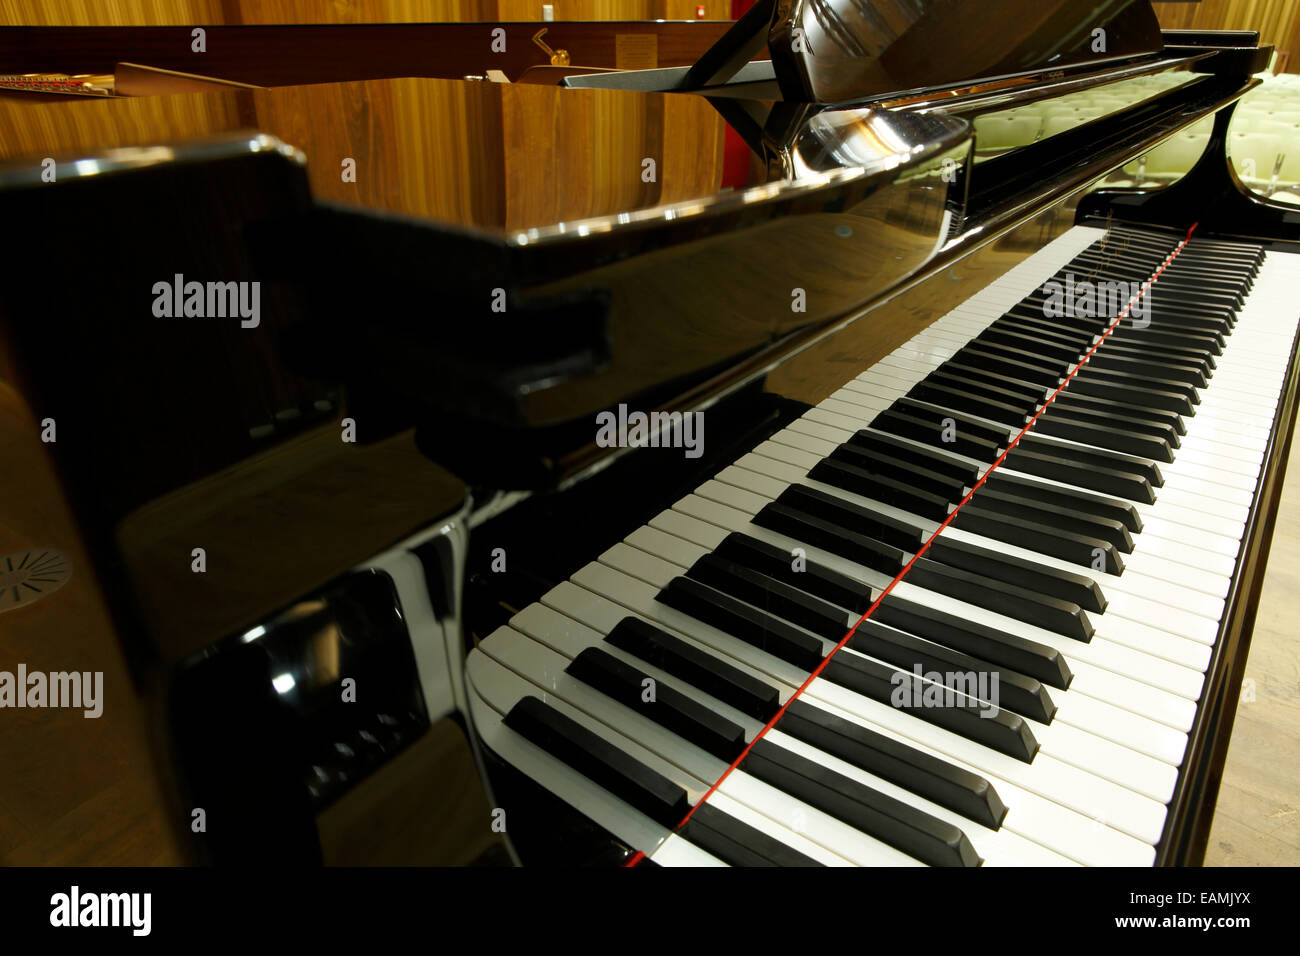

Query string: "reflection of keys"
[0, 73, 114, 95]
[532, 28, 571, 66]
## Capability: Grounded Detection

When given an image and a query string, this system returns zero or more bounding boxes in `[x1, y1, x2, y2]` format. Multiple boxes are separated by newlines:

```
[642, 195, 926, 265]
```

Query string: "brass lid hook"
[532, 28, 571, 66]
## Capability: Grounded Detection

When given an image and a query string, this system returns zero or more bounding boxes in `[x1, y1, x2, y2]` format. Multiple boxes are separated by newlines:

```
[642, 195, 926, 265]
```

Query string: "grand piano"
[1, 0, 1297, 867]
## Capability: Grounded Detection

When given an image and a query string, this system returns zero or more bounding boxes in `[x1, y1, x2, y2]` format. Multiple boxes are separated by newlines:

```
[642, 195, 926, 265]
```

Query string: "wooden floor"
[1204, 434, 1300, 866]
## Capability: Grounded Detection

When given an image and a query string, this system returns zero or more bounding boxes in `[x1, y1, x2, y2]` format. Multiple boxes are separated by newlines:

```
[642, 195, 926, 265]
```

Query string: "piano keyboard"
[466, 224, 1300, 867]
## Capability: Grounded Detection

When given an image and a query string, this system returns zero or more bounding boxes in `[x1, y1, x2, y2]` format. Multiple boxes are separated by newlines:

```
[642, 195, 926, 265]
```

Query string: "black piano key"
[1031, 412, 1175, 463]
[849, 620, 1056, 724]
[680, 802, 823, 867]
[1018, 434, 1163, 488]
[928, 367, 1044, 411]
[876, 594, 1072, 689]
[1022, 296, 1229, 340]
[606, 616, 781, 722]
[974, 485, 1133, 554]
[964, 335, 1073, 374]
[1085, 350, 1208, 388]
[936, 361, 1049, 405]
[928, 531, 1109, 609]
[1070, 252, 1243, 290]
[1066, 372, 1196, 418]
[908, 380, 1030, 428]
[1119, 316, 1227, 349]
[1041, 395, 1182, 445]
[809, 457, 955, 520]
[565, 647, 747, 762]
[777, 484, 926, 552]
[1094, 339, 1213, 377]
[949, 504, 1118, 586]
[685, 553, 853, 642]
[780, 699, 1008, 830]
[1002, 447, 1155, 503]
[1036, 269, 1238, 317]
[961, 339, 1071, 379]
[993, 315, 1095, 350]
[956, 347, 1062, 388]
[1119, 290, 1236, 323]
[846, 429, 981, 485]
[742, 739, 982, 866]
[713, 532, 876, 615]
[821, 653, 1039, 764]
[874, 407, 1002, 461]
[983, 470, 1142, 533]
[1006, 303, 1105, 335]
[1050, 388, 1187, 436]
[828, 442, 969, 499]
[1109, 324, 1222, 357]
[503, 696, 690, 828]
[754, 501, 906, 577]
[906, 557, 1094, 641]
[656, 576, 826, 671]
[896, 398, 1014, 447]
[1076, 364, 1200, 406]
[975, 327, 1083, 365]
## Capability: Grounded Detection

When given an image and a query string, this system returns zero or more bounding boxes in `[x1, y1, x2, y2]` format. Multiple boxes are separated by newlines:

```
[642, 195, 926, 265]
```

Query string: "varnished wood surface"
[0, 77, 729, 231]
[317, 717, 507, 865]
[0, 382, 183, 865]
[1205, 433, 1300, 865]
[1152, 0, 1300, 72]
[765, 203, 1078, 408]
[115, 424, 466, 665]
[0, 21, 735, 86]
[0, 1, 731, 26]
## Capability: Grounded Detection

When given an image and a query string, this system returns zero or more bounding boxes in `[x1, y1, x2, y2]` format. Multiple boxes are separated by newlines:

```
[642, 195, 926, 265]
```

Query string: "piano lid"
[770, 0, 1166, 103]
[565, 0, 1166, 103]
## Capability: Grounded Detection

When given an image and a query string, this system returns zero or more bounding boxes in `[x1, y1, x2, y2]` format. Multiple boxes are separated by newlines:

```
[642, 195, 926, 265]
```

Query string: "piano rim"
[1156, 248, 1300, 866]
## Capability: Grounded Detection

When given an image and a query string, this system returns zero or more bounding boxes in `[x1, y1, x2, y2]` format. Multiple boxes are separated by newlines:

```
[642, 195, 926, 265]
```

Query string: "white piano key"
[540, 576, 1155, 862]
[696, 463, 1212, 698]
[648, 834, 729, 867]
[466, 661, 673, 858]
[476, 635, 917, 867]
[672, 490, 1203, 723]
[502, 603, 1077, 866]
[467, 234, 1298, 869]
[624, 507, 1193, 765]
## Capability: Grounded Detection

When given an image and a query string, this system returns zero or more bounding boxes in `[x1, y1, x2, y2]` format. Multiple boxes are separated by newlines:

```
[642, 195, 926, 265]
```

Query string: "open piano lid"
[265, 0, 1265, 459]
[0, 0, 1273, 485]
[565, 0, 1167, 100]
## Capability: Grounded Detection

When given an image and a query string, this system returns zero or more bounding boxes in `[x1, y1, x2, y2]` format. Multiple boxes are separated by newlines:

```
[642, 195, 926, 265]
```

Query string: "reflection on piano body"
[1, 0, 1297, 867]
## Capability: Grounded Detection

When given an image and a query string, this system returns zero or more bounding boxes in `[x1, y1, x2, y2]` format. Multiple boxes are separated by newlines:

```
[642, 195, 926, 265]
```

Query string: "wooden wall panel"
[0, 89, 246, 159]
[228, 0, 730, 23]
[0, 0, 222, 24]
[0, 0, 731, 25]
[1152, 0, 1300, 72]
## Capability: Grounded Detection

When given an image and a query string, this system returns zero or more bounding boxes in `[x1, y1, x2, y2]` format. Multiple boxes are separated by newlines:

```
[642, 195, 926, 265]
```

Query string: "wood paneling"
[1153, 0, 1300, 72]
[0, 0, 221, 24]
[0, 22, 735, 86]
[0, 382, 183, 865]
[237, 1, 731, 23]
[0, 87, 245, 157]
[0, 76, 726, 230]
[0, 0, 731, 25]
[1204, 434, 1300, 865]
